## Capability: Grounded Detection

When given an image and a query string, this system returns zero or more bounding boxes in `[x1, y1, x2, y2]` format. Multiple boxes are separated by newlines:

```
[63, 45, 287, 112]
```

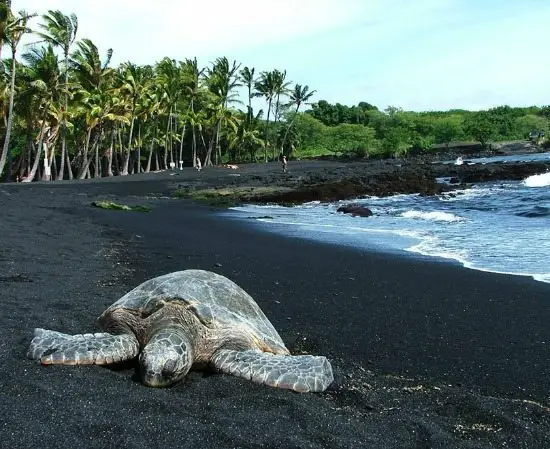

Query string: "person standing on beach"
[281, 155, 288, 173]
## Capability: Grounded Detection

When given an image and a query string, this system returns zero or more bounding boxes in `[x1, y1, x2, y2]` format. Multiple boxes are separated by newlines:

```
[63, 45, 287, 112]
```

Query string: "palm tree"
[117, 62, 148, 175]
[0, 9, 35, 180]
[20, 44, 63, 181]
[36, 9, 78, 180]
[228, 110, 264, 162]
[181, 58, 204, 168]
[155, 57, 185, 169]
[254, 71, 275, 162]
[70, 38, 114, 178]
[270, 69, 291, 159]
[279, 84, 316, 156]
[205, 57, 241, 165]
[239, 66, 255, 121]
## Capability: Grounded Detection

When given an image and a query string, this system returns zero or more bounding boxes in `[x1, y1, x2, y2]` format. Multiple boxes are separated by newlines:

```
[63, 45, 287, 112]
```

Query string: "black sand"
[1, 165, 549, 448]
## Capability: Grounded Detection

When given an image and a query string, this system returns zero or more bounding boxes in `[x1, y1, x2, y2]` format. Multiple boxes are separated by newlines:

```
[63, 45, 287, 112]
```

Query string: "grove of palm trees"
[0, 5, 315, 182]
[2, 3, 548, 183]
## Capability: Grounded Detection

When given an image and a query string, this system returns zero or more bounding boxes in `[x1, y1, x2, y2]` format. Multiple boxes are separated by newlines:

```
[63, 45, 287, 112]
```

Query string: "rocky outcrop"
[337, 204, 373, 217]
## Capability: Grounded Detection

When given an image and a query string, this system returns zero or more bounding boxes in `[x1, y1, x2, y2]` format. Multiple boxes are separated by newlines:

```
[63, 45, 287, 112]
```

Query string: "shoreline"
[1, 173, 549, 448]
[226, 197, 550, 287]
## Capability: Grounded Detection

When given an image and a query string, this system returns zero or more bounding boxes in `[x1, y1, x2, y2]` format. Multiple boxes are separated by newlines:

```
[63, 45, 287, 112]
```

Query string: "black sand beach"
[1, 163, 549, 448]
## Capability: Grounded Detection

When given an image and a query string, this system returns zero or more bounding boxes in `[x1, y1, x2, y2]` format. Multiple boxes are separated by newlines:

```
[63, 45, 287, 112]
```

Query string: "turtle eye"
[162, 359, 177, 378]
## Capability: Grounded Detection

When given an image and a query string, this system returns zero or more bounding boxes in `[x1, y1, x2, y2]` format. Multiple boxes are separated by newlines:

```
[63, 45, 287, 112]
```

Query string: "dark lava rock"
[337, 204, 373, 217]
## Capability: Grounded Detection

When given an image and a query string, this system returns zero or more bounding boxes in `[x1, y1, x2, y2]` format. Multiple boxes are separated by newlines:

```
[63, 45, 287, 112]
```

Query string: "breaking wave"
[524, 172, 550, 188]
[401, 210, 464, 222]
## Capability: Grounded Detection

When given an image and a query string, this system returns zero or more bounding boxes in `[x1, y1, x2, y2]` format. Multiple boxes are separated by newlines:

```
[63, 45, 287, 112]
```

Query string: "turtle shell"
[101, 270, 288, 353]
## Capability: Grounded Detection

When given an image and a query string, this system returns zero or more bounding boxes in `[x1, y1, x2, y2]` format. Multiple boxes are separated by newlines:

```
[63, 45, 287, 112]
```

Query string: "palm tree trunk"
[42, 139, 50, 181]
[192, 125, 197, 168]
[67, 147, 74, 180]
[136, 123, 141, 173]
[94, 136, 100, 177]
[22, 118, 48, 182]
[107, 129, 114, 177]
[77, 128, 93, 179]
[116, 126, 124, 175]
[57, 50, 70, 181]
[204, 125, 218, 167]
[121, 111, 135, 175]
[272, 95, 281, 160]
[215, 119, 222, 165]
[178, 123, 186, 165]
[280, 105, 300, 155]
[163, 107, 171, 169]
[146, 138, 154, 172]
[263, 99, 272, 163]
[80, 132, 100, 179]
[0, 49, 18, 179]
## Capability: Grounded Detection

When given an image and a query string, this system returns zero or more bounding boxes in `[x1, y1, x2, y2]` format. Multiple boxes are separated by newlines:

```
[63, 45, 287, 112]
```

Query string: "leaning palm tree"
[0, 9, 35, 180]
[36, 9, 78, 180]
[279, 84, 316, 155]
[20, 44, 63, 181]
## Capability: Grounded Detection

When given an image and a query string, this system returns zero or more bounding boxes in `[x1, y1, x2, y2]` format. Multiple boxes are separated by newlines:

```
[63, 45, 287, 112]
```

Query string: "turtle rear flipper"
[212, 349, 334, 393]
[27, 328, 139, 365]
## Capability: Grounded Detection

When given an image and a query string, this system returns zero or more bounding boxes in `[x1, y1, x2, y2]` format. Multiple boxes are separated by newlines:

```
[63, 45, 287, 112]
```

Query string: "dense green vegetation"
[300, 102, 550, 158]
[0, 3, 548, 182]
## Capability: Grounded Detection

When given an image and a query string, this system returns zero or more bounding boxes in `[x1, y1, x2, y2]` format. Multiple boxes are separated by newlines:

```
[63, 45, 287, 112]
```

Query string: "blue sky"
[17, 0, 550, 111]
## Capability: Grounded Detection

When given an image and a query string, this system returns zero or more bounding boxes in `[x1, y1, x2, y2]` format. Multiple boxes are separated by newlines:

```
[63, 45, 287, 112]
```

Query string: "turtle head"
[139, 329, 193, 387]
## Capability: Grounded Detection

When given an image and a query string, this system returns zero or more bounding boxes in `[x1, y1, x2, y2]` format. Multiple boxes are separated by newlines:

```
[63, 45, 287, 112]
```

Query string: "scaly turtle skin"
[28, 270, 333, 392]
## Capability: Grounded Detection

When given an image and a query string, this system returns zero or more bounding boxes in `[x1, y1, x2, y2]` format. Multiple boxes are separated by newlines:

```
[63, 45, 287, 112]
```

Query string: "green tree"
[328, 123, 378, 157]
[514, 115, 549, 139]
[434, 116, 464, 148]
[292, 113, 328, 156]
[464, 112, 495, 148]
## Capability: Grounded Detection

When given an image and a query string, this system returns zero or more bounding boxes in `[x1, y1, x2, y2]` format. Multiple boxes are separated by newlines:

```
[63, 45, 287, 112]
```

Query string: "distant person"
[196, 157, 202, 172]
[281, 155, 288, 173]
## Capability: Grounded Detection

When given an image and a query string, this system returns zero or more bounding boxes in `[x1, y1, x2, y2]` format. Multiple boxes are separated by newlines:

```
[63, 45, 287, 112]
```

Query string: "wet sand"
[0, 165, 549, 448]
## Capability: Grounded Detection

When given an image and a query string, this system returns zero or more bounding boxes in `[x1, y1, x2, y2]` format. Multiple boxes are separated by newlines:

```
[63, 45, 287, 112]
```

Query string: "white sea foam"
[401, 210, 464, 222]
[523, 172, 550, 187]
[407, 237, 469, 264]
[407, 237, 550, 284]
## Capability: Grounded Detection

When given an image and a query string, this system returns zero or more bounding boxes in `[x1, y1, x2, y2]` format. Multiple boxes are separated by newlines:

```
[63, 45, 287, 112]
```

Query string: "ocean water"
[439, 151, 550, 165]
[228, 164, 550, 284]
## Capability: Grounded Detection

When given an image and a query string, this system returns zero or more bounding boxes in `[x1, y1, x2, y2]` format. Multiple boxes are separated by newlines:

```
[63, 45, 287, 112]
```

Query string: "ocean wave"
[401, 210, 464, 222]
[524, 172, 550, 187]
[407, 238, 550, 284]
[407, 241, 468, 264]
[516, 206, 550, 218]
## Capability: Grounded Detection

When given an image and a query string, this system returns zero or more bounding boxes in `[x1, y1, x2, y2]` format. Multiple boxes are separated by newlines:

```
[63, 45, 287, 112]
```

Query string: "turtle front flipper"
[27, 328, 139, 365]
[212, 349, 334, 393]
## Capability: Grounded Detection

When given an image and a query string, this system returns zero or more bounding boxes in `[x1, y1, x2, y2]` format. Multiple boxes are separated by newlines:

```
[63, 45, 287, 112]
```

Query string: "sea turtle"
[28, 270, 333, 392]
